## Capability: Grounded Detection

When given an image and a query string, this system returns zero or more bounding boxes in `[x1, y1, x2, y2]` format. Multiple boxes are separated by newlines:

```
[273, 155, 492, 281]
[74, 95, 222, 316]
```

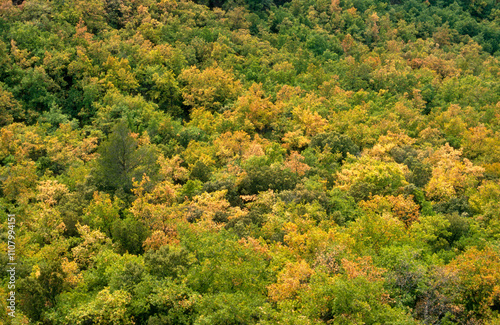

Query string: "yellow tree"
[284, 151, 311, 177]
[462, 125, 500, 165]
[129, 175, 179, 250]
[445, 246, 500, 322]
[359, 194, 420, 228]
[336, 156, 409, 201]
[268, 260, 315, 302]
[0, 85, 23, 126]
[424, 144, 484, 201]
[178, 64, 242, 112]
[233, 83, 282, 131]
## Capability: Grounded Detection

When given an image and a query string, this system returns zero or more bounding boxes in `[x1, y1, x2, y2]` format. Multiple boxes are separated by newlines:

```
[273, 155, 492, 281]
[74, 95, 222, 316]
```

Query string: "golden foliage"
[268, 260, 315, 302]
[425, 144, 484, 201]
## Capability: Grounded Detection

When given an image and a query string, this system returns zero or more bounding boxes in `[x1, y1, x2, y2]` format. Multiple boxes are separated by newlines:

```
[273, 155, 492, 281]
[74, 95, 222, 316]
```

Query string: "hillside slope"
[1, 0, 500, 323]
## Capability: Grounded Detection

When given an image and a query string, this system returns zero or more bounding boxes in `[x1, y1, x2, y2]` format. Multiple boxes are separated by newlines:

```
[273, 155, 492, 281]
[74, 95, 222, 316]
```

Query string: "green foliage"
[83, 191, 122, 236]
[376, 245, 429, 308]
[337, 157, 409, 201]
[411, 214, 457, 253]
[194, 292, 269, 324]
[238, 154, 299, 195]
[17, 242, 70, 323]
[111, 216, 149, 255]
[310, 131, 360, 162]
[93, 121, 158, 196]
[182, 228, 271, 296]
[58, 287, 134, 325]
[145, 280, 198, 325]
[180, 179, 204, 201]
[301, 272, 418, 325]
[144, 245, 196, 279]
[2, 0, 500, 323]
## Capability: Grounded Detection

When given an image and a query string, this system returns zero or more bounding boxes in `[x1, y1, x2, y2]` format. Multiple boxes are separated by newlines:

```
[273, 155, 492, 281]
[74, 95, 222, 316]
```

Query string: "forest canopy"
[1, 0, 500, 324]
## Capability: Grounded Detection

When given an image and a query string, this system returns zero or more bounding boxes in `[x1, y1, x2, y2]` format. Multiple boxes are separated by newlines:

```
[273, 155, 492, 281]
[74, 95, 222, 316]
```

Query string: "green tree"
[93, 121, 158, 196]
